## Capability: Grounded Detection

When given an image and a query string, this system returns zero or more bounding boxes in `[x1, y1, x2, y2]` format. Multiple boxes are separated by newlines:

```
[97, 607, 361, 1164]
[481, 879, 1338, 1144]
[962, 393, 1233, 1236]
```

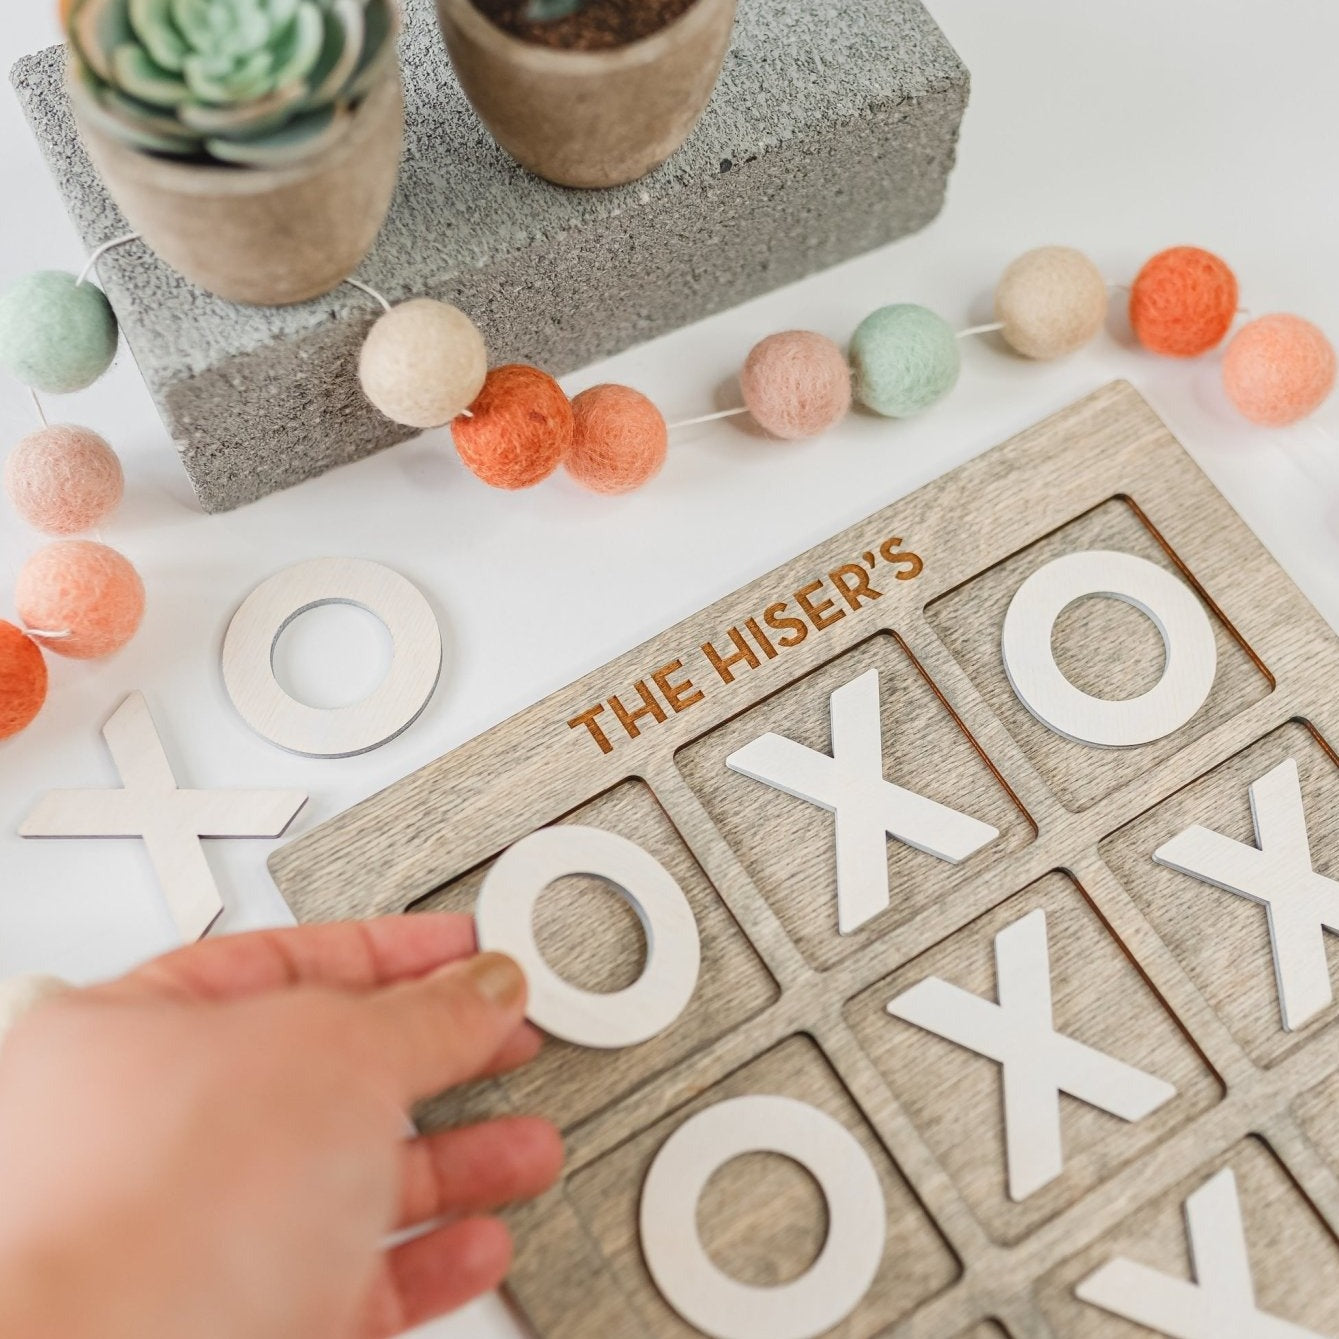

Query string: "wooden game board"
[270, 382, 1339, 1339]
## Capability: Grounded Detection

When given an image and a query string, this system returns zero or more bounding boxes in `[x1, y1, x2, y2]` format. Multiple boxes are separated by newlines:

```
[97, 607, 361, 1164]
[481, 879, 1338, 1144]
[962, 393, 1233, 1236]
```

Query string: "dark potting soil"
[473, 0, 699, 50]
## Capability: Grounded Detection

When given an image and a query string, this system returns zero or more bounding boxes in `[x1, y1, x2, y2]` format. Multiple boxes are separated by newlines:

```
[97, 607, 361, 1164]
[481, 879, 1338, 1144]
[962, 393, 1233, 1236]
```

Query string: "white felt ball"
[359, 299, 489, 429]
[994, 246, 1109, 360]
[0, 973, 69, 1052]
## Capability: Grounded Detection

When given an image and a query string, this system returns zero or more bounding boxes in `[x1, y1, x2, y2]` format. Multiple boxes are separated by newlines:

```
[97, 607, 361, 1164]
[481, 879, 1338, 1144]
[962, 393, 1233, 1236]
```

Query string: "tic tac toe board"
[270, 381, 1339, 1339]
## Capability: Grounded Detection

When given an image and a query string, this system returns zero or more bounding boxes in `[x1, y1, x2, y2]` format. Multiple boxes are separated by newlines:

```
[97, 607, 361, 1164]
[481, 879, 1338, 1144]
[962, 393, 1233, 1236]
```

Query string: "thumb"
[359, 952, 529, 1105]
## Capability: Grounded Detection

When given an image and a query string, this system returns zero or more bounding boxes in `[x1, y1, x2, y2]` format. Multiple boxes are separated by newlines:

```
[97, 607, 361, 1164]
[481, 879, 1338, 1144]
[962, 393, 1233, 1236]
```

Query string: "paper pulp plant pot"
[68, 69, 404, 307]
[436, 0, 735, 189]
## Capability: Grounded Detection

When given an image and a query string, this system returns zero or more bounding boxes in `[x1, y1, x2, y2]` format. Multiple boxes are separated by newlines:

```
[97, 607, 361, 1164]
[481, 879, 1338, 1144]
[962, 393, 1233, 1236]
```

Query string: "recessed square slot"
[844, 872, 1221, 1245]
[411, 779, 778, 1132]
[1038, 1138, 1339, 1336]
[674, 632, 1035, 971]
[565, 1035, 960, 1338]
[1100, 720, 1339, 1068]
[925, 497, 1272, 812]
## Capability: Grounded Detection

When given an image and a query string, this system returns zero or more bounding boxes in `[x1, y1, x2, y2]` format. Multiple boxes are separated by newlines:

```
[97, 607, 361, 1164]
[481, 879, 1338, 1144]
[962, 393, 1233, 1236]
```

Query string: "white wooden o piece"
[1001, 550, 1217, 748]
[476, 826, 701, 1049]
[640, 1094, 887, 1339]
[222, 558, 442, 758]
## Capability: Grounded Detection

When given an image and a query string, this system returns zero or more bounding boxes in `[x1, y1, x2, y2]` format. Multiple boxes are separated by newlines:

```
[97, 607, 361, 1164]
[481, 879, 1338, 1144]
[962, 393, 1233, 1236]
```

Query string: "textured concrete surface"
[12, 0, 969, 513]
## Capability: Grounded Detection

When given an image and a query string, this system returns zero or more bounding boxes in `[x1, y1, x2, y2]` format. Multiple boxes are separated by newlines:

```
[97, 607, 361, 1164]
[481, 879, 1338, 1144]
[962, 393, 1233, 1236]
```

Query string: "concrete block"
[11, 0, 969, 513]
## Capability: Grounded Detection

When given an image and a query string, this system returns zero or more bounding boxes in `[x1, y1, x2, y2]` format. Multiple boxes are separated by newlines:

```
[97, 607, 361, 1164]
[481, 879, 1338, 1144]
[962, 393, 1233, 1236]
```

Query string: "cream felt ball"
[0, 271, 118, 394]
[5, 425, 124, 535]
[359, 299, 488, 429]
[850, 304, 960, 417]
[16, 541, 145, 660]
[567, 384, 668, 494]
[740, 331, 851, 439]
[995, 246, 1108, 360]
[1222, 314, 1336, 426]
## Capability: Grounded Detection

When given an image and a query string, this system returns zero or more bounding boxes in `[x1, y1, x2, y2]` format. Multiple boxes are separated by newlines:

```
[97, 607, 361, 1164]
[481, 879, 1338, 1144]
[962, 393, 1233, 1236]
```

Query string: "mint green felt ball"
[0, 271, 118, 394]
[850, 304, 960, 417]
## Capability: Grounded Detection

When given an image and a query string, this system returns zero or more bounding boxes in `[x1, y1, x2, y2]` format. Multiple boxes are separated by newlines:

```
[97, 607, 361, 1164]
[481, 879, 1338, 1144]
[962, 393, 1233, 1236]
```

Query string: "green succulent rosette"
[67, 0, 397, 167]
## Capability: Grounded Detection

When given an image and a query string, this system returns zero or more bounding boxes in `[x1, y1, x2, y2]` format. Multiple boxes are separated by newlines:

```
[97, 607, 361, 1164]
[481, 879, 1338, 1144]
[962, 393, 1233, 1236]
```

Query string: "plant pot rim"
[66, 57, 403, 197]
[440, 0, 721, 73]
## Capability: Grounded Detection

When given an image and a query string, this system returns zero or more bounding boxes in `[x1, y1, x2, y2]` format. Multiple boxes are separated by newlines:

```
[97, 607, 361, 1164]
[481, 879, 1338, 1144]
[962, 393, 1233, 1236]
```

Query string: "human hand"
[0, 917, 564, 1339]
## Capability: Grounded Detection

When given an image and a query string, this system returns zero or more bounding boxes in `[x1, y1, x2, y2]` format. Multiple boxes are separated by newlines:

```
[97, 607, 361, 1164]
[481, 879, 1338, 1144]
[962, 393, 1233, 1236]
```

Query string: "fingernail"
[467, 952, 525, 1008]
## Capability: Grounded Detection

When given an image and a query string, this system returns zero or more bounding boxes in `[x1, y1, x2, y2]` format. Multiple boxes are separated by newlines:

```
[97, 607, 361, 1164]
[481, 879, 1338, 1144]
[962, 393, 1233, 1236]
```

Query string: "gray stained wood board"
[270, 382, 1339, 1338]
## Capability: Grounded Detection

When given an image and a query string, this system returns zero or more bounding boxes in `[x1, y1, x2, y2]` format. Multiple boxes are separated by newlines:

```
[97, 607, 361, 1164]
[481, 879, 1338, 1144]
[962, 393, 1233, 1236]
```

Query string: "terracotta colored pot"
[436, 0, 736, 189]
[68, 70, 404, 307]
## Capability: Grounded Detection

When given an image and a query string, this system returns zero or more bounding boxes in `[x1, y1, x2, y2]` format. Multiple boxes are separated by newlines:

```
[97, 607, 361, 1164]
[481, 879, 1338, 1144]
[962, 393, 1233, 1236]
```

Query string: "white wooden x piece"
[726, 668, 999, 935]
[1076, 1167, 1325, 1337]
[886, 908, 1177, 1200]
[20, 693, 308, 942]
[1154, 758, 1339, 1033]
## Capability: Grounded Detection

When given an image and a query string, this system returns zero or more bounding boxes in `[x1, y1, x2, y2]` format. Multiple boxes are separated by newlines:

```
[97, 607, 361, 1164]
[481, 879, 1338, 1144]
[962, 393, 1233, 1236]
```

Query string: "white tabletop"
[2, 2, 1337, 1336]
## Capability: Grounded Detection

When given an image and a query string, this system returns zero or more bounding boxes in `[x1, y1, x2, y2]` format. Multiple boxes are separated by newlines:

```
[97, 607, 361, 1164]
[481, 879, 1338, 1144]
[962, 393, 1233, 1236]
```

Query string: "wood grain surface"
[270, 383, 1339, 1338]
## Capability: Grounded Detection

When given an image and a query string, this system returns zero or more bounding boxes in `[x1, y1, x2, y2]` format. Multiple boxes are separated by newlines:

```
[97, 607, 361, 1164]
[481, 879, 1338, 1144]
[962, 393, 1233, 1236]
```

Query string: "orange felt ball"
[452, 364, 573, 490]
[15, 540, 145, 660]
[0, 621, 47, 740]
[566, 384, 668, 495]
[1129, 246, 1238, 357]
[1222, 314, 1336, 426]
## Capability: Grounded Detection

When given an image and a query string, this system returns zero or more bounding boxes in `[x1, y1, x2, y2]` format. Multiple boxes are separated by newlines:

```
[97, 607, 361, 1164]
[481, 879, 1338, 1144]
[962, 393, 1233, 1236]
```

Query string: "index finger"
[117, 915, 479, 1002]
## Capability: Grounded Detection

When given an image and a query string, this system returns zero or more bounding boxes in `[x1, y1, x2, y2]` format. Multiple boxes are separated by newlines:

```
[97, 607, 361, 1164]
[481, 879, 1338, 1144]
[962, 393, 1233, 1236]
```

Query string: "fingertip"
[461, 952, 527, 1011]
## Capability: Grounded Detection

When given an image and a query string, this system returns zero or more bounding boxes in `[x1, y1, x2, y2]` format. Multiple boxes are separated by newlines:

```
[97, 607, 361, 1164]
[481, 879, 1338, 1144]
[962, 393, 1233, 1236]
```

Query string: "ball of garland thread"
[850, 304, 960, 418]
[453, 365, 573, 490]
[0, 271, 118, 394]
[5, 424, 124, 535]
[1129, 246, 1238, 357]
[359, 299, 488, 429]
[1222, 314, 1336, 426]
[16, 540, 145, 660]
[994, 246, 1109, 360]
[566, 384, 667, 495]
[0, 621, 47, 740]
[740, 331, 851, 439]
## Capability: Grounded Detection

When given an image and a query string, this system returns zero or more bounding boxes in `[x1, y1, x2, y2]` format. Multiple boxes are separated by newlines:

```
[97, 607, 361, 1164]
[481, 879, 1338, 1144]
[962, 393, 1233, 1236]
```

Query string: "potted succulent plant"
[64, 0, 403, 305]
[437, 0, 736, 189]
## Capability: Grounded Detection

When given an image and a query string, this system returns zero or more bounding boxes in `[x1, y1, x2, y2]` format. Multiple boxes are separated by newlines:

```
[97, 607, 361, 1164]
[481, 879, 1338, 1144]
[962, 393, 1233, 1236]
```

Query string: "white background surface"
[1, 2, 1337, 1335]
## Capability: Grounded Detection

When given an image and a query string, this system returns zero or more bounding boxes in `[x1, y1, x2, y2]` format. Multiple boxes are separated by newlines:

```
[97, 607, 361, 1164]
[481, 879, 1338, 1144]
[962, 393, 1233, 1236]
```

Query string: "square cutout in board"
[411, 779, 778, 1132]
[926, 496, 1273, 813]
[845, 871, 1221, 1245]
[676, 632, 1036, 971]
[1100, 719, 1339, 1068]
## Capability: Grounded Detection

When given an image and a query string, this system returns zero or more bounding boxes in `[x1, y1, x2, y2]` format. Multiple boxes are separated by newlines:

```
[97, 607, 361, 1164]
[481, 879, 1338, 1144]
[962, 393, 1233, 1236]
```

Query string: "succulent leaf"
[68, 0, 394, 165]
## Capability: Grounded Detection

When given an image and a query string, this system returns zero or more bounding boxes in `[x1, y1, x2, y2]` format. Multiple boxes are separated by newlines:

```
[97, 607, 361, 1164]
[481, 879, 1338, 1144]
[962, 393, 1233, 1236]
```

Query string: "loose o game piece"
[739, 330, 852, 439]
[640, 1095, 887, 1339]
[222, 557, 443, 758]
[358, 298, 488, 429]
[0, 270, 118, 393]
[849, 303, 960, 417]
[994, 245, 1109, 359]
[4, 424, 124, 535]
[1222, 313, 1336, 426]
[21, 692, 307, 941]
[1128, 245, 1238, 357]
[15, 540, 144, 660]
[566, 384, 668, 494]
[476, 825, 701, 1048]
[453, 364, 573, 489]
[0, 620, 48, 740]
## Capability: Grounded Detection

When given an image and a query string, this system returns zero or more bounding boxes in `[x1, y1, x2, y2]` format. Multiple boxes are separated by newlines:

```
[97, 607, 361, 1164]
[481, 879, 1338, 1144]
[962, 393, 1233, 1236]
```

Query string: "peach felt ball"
[1222, 314, 1337, 426]
[15, 540, 145, 660]
[740, 331, 852, 439]
[4, 424, 123, 535]
[452, 365, 574, 490]
[0, 621, 47, 740]
[1129, 246, 1238, 357]
[566, 384, 668, 495]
